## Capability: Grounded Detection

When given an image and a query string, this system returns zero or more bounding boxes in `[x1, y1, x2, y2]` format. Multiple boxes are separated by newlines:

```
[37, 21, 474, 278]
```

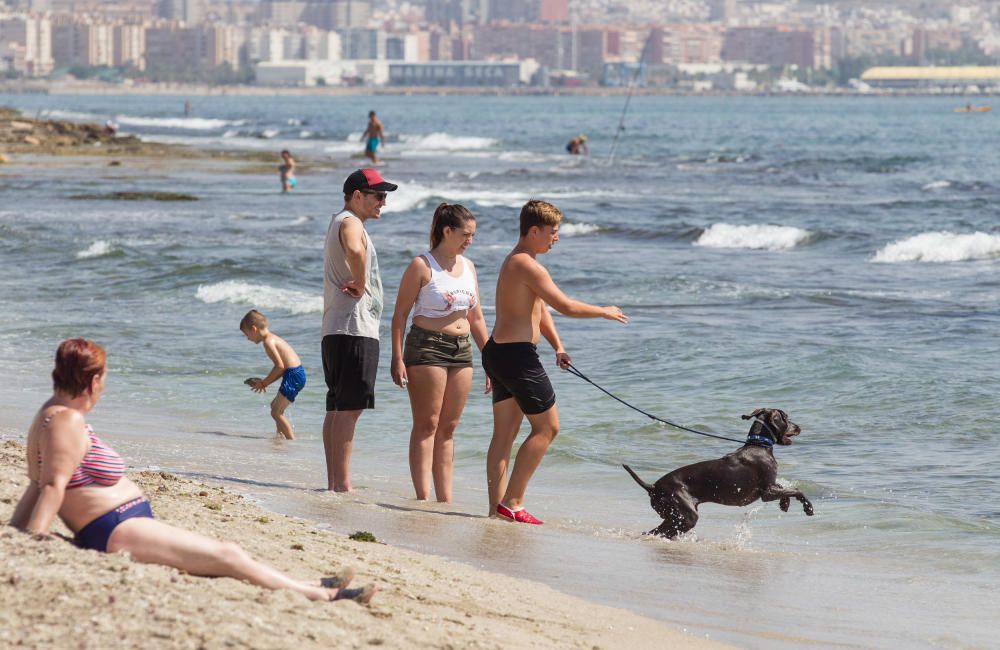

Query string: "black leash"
[564, 363, 746, 444]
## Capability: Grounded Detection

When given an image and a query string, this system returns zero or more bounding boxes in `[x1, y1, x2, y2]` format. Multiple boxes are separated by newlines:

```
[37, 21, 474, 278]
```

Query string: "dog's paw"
[779, 497, 790, 512]
[803, 502, 814, 516]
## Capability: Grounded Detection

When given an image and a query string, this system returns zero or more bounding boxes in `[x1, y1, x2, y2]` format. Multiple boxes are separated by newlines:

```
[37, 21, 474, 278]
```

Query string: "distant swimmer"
[566, 134, 588, 155]
[184, 99, 192, 116]
[279, 149, 297, 193]
[361, 111, 384, 165]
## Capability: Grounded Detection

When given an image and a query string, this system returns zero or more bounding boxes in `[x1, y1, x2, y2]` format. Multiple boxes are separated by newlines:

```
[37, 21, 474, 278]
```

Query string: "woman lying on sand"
[9, 338, 376, 604]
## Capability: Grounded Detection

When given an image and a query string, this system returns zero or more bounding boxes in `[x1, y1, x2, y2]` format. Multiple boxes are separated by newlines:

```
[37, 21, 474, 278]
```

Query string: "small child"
[240, 309, 305, 440]
[279, 149, 297, 193]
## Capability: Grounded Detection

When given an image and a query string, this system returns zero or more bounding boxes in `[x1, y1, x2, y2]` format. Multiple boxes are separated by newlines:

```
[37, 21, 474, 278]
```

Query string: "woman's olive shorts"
[403, 326, 473, 368]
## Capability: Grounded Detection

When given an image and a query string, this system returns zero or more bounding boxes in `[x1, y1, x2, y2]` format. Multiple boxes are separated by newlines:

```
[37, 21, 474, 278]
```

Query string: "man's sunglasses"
[361, 190, 387, 201]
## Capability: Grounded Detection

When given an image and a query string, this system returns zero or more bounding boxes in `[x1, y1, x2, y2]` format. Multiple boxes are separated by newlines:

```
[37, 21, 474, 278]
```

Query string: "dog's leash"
[564, 363, 746, 444]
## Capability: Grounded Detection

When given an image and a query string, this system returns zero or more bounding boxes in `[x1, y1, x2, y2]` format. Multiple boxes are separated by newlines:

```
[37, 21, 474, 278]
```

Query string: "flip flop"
[332, 583, 378, 605]
[320, 567, 355, 590]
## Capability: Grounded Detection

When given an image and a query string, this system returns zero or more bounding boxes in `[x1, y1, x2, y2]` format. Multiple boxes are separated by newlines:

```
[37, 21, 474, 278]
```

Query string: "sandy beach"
[0, 440, 725, 649]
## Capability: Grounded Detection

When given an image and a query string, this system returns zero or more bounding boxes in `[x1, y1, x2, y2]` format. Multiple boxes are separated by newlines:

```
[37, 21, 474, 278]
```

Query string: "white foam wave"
[383, 181, 626, 214]
[195, 281, 322, 314]
[399, 132, 499, 152]
[43, 109, 101, 122]
[114, 115, 242, 130]
[922, 180, 951, 191]
[289, 216, 309, 226]
[560, 222, 601, 237]
[872, 231, 1000, 263]
[694, 223, 811, 251]
[76, 240, 116, 259]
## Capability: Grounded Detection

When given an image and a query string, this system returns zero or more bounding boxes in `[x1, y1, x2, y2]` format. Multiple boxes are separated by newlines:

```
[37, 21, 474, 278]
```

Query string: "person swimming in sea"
[566, 134, 588, 155]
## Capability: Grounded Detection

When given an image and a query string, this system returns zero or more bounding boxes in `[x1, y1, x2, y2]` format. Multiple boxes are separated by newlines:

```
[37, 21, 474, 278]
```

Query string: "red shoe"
[496, 503, 543, 525]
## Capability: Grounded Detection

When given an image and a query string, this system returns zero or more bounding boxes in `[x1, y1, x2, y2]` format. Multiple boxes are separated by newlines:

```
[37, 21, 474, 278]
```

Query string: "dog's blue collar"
[745, 434, 774, 448]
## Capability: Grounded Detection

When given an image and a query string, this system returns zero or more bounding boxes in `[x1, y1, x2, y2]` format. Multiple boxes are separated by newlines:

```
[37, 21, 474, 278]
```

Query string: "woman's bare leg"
[405, 365, 447, 500]
[432, 366, 472, 503]
[108, 518, 374, 603]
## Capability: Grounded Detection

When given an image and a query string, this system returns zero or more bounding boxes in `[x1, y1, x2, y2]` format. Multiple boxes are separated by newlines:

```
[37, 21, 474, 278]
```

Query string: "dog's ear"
[741, 408, 766, 421]
[767, 409, 788, 431]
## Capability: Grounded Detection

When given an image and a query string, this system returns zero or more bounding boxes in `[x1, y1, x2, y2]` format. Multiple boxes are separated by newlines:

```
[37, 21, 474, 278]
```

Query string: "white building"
[0, 14, 53, 76]
[255, 58, 388, 86]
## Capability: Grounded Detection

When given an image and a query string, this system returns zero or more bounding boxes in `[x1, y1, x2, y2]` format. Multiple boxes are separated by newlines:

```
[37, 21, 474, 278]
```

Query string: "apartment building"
[113, 22, 145, 69]
[0, 14, 54, 75]
[52, 19, 114, 66]
[722, 25, 814, 69]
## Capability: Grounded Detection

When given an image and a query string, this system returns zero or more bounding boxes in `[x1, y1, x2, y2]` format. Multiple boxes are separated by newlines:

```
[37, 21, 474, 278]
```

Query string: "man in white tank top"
[322, 168, 397, 492]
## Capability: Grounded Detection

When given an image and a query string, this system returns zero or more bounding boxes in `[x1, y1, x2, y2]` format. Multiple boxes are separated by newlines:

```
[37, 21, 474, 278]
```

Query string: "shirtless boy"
[241, 309, 306, 440]
[483, 200, 627, 524]
[361, 111, 384, 164]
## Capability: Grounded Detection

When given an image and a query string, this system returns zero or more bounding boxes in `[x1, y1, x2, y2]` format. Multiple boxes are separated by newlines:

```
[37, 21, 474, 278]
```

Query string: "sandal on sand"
[332, 583, 378, 605]
[320, 567, 356, 590]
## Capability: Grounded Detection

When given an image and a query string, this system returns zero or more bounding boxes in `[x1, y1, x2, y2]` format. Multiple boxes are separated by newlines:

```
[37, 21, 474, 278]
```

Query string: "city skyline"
[1, 0, 999, 89]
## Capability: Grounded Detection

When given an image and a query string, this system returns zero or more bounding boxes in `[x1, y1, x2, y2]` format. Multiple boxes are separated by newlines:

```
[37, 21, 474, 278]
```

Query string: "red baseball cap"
[343, 168, 398, 194]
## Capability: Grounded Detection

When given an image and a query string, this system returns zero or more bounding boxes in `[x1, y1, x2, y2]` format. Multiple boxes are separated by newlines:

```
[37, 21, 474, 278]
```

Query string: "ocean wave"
[694, 223, 812, 251]
[872, 231, 1000, 263]
[922, 180, 952, 191]
[560, 222, 602, 237]
[42, 109, 101, 122]
[76, 240, 117, 259]
[114, 115, 243, 130]
[383, 182, 625, 214]
[195, 280, 322, 314]
[398, 132, 499, 152]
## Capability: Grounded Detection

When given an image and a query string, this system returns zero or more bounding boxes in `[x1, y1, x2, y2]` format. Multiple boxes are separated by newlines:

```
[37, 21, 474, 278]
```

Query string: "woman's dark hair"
[52, 338, 106, 397]
[429, 203, 475, 249]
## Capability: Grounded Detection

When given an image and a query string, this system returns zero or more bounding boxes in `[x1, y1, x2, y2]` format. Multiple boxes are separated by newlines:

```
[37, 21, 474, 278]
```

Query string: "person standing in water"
[390, 203, 490, 503]
[483, 200, 627, 524]
[361, 111, 384, 165]
[322, 168, 398, 492]
[279, 150, 297, 193]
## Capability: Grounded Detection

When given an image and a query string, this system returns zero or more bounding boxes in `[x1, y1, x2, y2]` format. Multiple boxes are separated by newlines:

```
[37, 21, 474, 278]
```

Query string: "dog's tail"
[622, 464, 654, 495]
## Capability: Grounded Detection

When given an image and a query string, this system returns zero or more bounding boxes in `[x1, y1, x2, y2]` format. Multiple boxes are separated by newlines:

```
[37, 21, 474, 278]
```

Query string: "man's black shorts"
[322, 334, 379, 411]
[481, 338, 555, 415]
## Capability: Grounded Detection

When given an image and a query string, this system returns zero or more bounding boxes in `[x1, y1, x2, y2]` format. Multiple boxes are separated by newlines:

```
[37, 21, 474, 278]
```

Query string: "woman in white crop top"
[390, 203, 490, 502]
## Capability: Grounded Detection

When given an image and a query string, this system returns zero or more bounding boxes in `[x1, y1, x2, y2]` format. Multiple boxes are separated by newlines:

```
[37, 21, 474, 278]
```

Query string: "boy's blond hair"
[240, 309, 267, 331]
[519, 199, 562, 236]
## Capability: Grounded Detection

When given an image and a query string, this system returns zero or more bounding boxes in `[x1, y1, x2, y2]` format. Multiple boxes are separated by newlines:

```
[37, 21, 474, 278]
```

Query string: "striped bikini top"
[37, 419, 126, 489]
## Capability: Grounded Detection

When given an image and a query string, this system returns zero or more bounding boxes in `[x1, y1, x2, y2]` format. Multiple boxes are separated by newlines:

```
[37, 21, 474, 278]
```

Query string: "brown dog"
[623, 408, 813, 538]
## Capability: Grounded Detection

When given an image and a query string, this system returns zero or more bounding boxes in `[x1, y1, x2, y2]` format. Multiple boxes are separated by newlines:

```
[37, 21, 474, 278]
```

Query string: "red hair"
[52, 338, 106, 397]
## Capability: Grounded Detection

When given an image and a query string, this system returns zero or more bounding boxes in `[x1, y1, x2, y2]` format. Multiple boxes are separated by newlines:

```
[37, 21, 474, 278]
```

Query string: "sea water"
[1, 94, 998, 648]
